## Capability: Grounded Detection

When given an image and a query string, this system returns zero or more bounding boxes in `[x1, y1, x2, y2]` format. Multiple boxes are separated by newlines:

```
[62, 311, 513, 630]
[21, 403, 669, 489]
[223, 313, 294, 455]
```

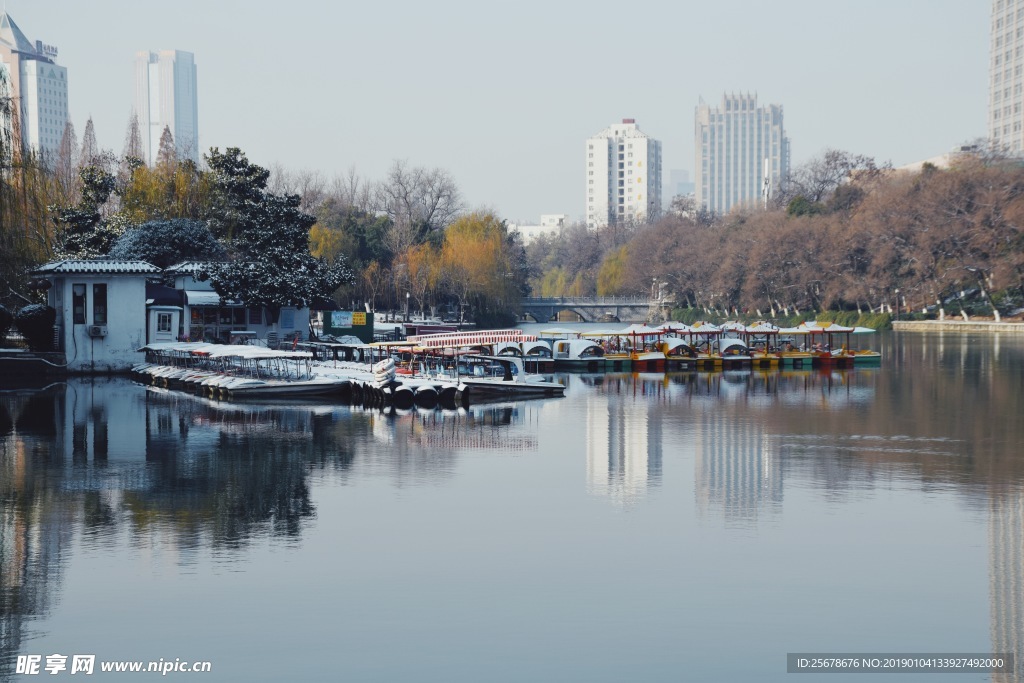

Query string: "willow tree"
[439, 212, 523, 325]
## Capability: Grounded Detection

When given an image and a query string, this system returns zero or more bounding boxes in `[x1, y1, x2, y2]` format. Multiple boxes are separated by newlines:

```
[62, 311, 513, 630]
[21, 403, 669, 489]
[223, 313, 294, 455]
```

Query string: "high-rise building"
[134, 50, 198, 164]
[0, 12, 68, 157]
[586, 119, 662, 228]
[990, 0, 1024, 152]
[695, 93, 789, 215]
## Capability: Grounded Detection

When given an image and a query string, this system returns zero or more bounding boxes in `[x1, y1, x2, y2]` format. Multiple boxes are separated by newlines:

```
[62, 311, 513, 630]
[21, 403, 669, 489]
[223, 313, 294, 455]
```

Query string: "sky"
[8, 0, 989, 224]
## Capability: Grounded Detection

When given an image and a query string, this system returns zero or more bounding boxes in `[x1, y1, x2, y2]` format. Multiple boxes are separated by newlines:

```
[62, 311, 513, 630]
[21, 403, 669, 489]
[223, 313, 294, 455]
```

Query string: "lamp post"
[894, 288, 900, 321]
[405, 292, 410, 322]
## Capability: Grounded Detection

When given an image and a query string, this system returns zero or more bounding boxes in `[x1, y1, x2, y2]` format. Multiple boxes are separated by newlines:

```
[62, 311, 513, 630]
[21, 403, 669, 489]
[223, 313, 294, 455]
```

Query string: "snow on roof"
[33, 259, 160, 275]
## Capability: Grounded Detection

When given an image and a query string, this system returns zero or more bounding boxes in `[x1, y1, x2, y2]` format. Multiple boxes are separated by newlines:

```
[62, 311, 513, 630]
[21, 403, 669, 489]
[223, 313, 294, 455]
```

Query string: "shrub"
[14, 304, 57, 351]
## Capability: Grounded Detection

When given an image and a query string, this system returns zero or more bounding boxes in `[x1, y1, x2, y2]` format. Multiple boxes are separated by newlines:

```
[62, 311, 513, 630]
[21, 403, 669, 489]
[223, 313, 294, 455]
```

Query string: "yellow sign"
[352, 312, 366, 325]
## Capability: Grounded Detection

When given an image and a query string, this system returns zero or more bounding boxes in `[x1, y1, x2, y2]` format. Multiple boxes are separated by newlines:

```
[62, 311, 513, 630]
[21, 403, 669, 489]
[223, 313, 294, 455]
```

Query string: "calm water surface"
[2, 331, 1023, 681]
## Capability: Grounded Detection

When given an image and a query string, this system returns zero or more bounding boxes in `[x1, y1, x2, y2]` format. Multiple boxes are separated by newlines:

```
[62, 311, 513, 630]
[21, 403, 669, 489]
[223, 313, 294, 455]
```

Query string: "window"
[248, 308, 262, 325]
[157, 312, 172, 333]
[91, 284, 108, 324]
[281, 309, 295, 329]
[72, 284, 86, 324]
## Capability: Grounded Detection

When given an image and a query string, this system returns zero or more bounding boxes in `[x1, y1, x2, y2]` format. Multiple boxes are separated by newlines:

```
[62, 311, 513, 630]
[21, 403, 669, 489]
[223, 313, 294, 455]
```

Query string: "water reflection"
[583, 374, 664, 505]
[991, 488, 1024, 683]
[4, 331, 1024, 680]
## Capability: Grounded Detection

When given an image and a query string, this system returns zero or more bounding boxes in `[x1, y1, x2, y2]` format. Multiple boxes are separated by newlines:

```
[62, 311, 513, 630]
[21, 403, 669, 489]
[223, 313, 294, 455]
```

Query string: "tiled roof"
[32, 259, 161, 275]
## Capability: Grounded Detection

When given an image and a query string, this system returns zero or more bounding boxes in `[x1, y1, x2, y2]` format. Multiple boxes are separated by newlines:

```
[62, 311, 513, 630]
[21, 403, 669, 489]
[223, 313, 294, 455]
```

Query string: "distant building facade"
[586, 119, 662, 228]
[134, 50, 199, 163]
[695, 93, 789, 215]
[990, 0, 1024, 152]
[0, 12, 68, 156]
[509, 214, 569, 244]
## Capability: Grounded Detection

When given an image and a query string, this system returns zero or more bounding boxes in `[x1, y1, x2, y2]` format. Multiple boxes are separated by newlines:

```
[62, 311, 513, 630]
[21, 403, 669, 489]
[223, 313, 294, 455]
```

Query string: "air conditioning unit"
[87, 325, 107, 338]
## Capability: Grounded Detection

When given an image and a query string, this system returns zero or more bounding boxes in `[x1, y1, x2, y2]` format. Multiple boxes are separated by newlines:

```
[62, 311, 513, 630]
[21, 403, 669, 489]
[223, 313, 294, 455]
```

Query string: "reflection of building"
[585, 388, 662, 504]
[0, 11, 68, 156]
[134, 49, 199, 163]
[695, 410, 782, 522]
[990, 489, 1024, 683]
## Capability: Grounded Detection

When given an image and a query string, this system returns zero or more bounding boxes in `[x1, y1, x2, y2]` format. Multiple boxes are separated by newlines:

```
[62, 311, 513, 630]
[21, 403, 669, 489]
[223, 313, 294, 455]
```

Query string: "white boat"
[456, 355, 565, 403]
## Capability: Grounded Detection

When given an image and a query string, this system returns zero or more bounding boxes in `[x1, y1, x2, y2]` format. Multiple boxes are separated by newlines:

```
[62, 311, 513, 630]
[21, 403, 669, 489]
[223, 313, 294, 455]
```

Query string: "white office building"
[134, 49, 198, 163]
[695, 93, 789, 215]
[586, 119, 662, 228]
[0, 12, 68, 157]
[508, 214, 569, 244]
[990, 0, 1024, 152]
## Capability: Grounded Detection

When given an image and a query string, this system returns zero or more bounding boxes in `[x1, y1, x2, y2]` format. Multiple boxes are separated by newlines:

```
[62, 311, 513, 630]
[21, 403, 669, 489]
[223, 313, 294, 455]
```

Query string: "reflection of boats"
[455, 355, 565, 403]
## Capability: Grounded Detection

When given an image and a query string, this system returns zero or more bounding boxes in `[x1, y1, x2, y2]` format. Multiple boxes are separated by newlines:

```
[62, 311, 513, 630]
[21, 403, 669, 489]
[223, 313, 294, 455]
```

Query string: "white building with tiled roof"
[32, 260, 160, 372]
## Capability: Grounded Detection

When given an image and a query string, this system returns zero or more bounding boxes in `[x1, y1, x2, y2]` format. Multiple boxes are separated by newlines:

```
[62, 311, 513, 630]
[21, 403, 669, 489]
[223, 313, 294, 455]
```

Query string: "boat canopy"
[658, 322, 691, 333]
[538, 327, 583, 337]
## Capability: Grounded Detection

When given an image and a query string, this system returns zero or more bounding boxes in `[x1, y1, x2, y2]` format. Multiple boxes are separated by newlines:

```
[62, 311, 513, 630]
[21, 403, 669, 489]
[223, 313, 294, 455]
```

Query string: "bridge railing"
[520, 296, 655, 305]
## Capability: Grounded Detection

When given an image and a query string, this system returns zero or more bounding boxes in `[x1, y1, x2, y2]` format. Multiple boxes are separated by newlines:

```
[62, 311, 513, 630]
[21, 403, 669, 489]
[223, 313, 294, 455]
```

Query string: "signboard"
[331, 311, 352, 327]
[326, 310, 374, 343]
[352, 312, 366, 325]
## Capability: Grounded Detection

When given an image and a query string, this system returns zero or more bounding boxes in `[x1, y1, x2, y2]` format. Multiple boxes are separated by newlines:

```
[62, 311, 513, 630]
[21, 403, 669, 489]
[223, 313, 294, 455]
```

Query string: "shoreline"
[892, 320, 1024, 333]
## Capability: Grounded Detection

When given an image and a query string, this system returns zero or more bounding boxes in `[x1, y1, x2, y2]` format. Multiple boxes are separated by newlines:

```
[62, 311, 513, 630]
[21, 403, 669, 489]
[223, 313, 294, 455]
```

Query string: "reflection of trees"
[126, 391, 368, 548]
[0, 384, 73, 679]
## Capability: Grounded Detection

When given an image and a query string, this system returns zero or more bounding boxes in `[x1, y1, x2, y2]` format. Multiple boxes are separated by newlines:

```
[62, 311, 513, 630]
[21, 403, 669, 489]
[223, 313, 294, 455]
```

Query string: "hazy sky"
[11, 1, 987, 223]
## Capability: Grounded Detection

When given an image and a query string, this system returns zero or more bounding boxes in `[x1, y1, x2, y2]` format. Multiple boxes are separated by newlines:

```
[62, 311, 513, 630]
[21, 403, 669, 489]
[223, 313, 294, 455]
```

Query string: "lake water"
[1, 330, 1023, 682]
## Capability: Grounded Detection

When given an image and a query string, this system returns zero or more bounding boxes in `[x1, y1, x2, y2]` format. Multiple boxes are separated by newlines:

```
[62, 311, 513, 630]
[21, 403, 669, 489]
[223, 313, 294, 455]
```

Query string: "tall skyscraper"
[0, 12, 68, 157]
[990, 0, 1024, 152]
[695, 93, 789, 215]
[586, 119, 662, 228]
[134, 50, 198, 164]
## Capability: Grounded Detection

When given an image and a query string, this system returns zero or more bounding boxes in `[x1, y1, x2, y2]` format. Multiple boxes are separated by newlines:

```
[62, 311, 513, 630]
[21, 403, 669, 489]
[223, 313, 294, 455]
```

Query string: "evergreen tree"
[201, 148, 354, 324]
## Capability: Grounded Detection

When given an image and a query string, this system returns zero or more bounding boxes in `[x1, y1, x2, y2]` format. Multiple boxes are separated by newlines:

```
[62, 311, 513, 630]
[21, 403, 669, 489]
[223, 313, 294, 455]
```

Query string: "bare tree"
[56, 121, 79, 196]
[121, 112, 144, 161]
[156, 126, 176, 168]
[80, 117, 100, 168]
[783, 149, 890, 205]
[374, 160, 462, 257]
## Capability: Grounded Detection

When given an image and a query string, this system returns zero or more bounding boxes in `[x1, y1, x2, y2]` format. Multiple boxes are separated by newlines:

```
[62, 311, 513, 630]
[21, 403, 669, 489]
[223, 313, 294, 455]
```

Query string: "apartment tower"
[0, 12, 68, 156]
[134, 50, 198, 163]
[586, 119, 662, 228]
[695, 93, 789, 215]
[990, 0, 1024, 152]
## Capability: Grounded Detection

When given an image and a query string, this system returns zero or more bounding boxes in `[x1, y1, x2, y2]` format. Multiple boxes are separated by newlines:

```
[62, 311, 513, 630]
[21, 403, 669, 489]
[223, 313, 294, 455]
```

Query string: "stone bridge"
[519, 296, 662, 324]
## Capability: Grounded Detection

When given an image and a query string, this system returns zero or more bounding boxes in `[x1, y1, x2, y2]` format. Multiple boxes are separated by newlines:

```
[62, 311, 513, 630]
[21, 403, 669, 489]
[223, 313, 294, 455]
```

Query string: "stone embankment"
[893, 320, 1024, 333]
